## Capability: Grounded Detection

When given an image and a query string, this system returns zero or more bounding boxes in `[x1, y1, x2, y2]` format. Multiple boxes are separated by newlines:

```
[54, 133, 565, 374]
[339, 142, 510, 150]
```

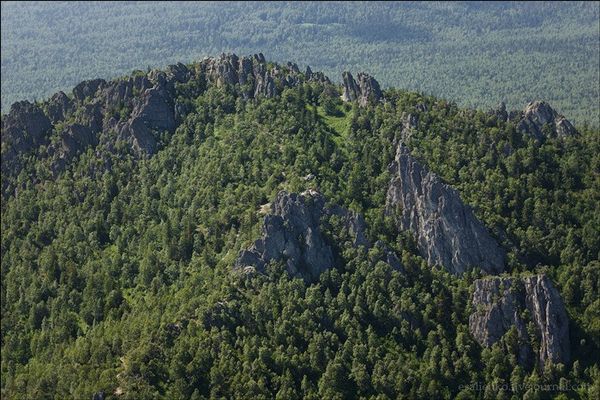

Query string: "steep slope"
[0, 53, 330, 197]
[1, 54, 598, 399]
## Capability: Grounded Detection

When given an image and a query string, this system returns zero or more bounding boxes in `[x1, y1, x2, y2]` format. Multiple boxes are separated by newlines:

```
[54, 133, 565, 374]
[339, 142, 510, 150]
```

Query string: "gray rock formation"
[305, 65, 313, 79]
[46, 91, 74, 123]
[399, 113, 419, 142]
[235, 191, 335, 281]
[386, 143, 505, 275]
[100, 74, 152, 110]
[1, 101, 53, 190]
[510, 101, 578, 140]
[56, 124, 97, 159]
[113, 72, 178, 156]
[199, 53, 328, 100]
[1, 54, 333, 189]
[469, 275, 570, 368]
[236, 190, 402, 281]
[341, 71, 383, 107]
[73, 79, 106, 103]
[166, 62, 191, 83]
[1, 101, 52, 152]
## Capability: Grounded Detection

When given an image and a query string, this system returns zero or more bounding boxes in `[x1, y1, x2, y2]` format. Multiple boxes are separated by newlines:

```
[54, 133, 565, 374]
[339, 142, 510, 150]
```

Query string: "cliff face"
[235, 190, 402, 281]
[341, 71, 383, 107]
[469, 275, 570, 368]
[386, 143, 506, 275]
[1, 101, 52, 184]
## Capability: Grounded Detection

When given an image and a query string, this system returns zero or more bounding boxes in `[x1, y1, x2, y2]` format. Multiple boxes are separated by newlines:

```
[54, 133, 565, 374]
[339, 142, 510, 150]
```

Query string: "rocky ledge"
[469, 274, 570, 369]
[235, 190, 402, 281]
[386, 143, 506, 275]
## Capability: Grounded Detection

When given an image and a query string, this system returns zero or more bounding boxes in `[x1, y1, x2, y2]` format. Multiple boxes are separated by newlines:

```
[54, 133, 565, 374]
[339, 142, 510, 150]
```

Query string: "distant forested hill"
[1, 1, 599, 125]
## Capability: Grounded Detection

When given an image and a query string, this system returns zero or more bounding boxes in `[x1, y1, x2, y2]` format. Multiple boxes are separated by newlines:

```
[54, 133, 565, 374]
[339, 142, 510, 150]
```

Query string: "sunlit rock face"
[386, 143, 506, 275]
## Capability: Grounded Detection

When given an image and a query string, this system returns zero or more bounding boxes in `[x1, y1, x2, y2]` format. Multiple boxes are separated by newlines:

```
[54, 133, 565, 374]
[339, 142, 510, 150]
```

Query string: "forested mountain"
[1, 1, 599, 126]
[1, 53, 599, 399]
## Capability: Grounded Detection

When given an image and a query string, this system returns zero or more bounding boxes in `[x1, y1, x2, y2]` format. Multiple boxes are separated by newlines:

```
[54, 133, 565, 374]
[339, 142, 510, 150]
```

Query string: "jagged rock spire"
[385, 143, 506, 275]
[341, 71, 383, 106]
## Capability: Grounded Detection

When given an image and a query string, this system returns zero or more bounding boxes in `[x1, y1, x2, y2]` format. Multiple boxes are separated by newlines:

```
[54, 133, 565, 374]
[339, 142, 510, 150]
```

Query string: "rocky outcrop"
[469, 275, 570, 368]
[2, 54, 334, 190]
[46, 91, 74, 123]
[57, 124, 96, 158]
[236, 190, 402, 281]
[73, 78, 106, 103]
[100, 74, 152, 110]
[112, 71, 178, 156]
[399, 113, 419, 142]
[305, 65, 329, 84]
[199, 53, 328, 100]
[386, 143, 505, 275]
[1, 101, 53, 189]
[510, 101, 578, 140]
[341, 71, 383, 107]
[1, 101, 52, 152]
[166, 62, 192, 84]
[235, 191, 335, 281]
[341, 72, 360, 102]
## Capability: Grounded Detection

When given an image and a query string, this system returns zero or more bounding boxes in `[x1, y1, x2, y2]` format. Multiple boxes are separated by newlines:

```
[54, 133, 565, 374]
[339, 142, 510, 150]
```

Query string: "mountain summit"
[1, 53, 597, 399]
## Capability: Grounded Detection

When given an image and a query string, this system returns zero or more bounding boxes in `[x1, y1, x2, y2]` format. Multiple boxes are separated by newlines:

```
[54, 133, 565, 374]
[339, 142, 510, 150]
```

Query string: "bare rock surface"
[236, 190, 402, 281]
[469, 274, 570, 368]
[341, 71, 383, 107]
[386, 143, 505, 275]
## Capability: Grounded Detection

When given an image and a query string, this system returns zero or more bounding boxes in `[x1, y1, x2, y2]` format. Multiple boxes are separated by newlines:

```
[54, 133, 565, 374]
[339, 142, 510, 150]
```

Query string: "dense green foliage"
[1, 1, 599, 125]
[1, 61, 599, 399]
